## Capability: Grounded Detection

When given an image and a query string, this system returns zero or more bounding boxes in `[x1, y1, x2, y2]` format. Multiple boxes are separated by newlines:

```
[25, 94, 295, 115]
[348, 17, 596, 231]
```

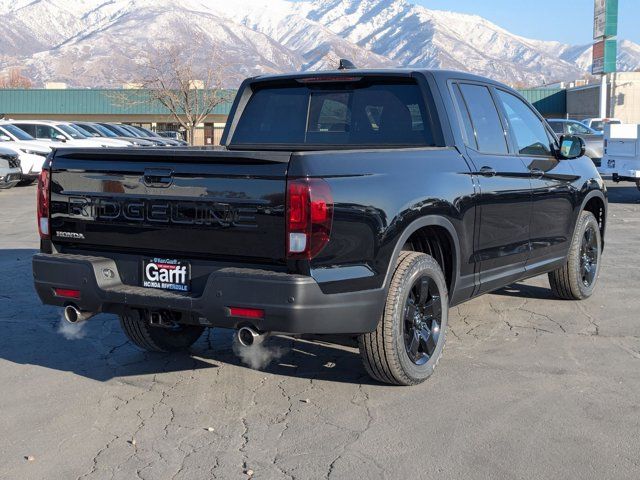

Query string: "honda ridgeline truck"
[33, 69, 607, 385]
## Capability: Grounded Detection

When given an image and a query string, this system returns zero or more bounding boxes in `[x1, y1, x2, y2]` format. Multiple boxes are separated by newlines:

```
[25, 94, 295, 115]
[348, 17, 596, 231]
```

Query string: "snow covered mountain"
[0, 0, 638, 88]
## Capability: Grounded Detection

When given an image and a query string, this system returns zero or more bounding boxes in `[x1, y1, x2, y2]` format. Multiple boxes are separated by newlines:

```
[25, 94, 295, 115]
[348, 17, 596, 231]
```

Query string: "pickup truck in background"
[33, 68, 607, 385]
[601, 123, 640, 191]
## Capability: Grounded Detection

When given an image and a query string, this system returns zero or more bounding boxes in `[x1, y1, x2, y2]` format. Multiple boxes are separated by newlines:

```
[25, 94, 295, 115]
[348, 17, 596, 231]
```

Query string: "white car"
[5, 120, 131, 148]
[0, 122, 54, 151]
[0, 124, 50, 183]
[0, 146, 21, 189]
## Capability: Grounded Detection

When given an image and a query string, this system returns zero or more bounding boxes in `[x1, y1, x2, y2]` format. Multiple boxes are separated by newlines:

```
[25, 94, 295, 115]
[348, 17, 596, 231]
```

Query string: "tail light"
[37, 169, 50, 238]
[286, 178, 333, 259]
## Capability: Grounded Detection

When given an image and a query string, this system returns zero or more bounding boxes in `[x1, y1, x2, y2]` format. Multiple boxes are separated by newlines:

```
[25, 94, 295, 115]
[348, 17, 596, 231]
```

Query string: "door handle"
[479, 166, 496, 177]
[143, 168, 173, 188]
[530, 168, 545, 178]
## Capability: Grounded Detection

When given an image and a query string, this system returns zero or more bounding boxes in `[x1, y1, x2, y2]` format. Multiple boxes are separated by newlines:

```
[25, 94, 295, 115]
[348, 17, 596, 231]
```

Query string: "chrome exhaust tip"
[237, 326, 266, 347]
[64, 305, 96, 324]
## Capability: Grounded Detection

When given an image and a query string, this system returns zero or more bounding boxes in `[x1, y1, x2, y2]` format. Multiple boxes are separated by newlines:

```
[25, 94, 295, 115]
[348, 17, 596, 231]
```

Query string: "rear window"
[231, 80, 438, 148]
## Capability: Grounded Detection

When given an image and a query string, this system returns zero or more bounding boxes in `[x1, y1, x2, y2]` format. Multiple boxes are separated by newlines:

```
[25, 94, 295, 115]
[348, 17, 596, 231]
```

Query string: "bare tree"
[112, 33, 233, 145]
[0, 67, 32, 88]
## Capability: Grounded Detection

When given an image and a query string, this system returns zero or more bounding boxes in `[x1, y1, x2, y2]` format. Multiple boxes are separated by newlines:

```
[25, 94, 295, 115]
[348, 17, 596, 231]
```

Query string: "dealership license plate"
[142, 258, 191, 292]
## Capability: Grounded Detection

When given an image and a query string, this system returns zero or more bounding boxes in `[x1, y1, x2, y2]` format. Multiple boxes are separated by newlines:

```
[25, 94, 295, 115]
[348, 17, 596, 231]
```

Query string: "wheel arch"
[580, 190, 607, 249]
[383, 216, 461, 300]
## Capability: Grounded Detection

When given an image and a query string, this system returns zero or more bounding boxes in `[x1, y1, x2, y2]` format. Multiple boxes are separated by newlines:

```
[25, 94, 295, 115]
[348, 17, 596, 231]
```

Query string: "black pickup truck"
[33, 69, 607, 385]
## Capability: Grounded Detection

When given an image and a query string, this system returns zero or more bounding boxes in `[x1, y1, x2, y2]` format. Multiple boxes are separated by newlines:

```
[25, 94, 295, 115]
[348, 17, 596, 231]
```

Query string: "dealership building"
[0, 76, 639, 146]
[0, 88, 232, 145]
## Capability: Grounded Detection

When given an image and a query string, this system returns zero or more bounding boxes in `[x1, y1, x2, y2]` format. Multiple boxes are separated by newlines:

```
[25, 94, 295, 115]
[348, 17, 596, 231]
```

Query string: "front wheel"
[549, 211, 602, 300]
[359, 251, 448, 386]
[119, 310, 205, 352]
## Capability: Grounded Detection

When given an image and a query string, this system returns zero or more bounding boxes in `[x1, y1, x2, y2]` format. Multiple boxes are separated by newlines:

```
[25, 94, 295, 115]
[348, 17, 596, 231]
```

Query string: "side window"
[36, 125, 56, 140]
[17, 124, 36, 136]
[458, 83, 508, 154]
[496, 90, 552, 156]
[452, 84, 477, 149]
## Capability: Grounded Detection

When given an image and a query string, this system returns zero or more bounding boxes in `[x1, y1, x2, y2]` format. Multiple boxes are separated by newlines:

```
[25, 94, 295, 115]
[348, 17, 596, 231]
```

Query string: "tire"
[18, 178, 37, 186]
[636, 179, 640, 192]
[549, 211, 602, 300]
[358, 251, 448, 386]
[119, 310, 205, 352]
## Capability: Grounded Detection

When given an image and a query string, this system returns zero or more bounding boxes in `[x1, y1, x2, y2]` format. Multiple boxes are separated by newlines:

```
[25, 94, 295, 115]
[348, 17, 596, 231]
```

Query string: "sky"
[414, 0, 640, 45]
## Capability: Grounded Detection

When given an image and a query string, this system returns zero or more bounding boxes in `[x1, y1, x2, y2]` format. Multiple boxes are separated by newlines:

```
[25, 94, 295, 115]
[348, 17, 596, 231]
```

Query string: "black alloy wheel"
[404, 276, 442, 365]
[580, 225, 599, 288]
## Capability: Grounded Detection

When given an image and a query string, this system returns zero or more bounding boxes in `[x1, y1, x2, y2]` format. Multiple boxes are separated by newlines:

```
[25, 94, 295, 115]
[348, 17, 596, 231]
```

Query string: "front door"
[494, 89, 579, 274]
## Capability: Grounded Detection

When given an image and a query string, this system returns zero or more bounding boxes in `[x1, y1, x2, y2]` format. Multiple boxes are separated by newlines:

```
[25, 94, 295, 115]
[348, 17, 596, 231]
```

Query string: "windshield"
[56, 124, 87, 139]
[566, 121, 594, 135]
[231, 80, 437, 148]
[548, 121, 564, 134]
[101, 124, 131, 136]
[120, 125, 144, 137]
[72, 124, 98, 137]
[91, 123, 117, 137]
[0, 124, 35, 140]
[137, 126, 157, 137]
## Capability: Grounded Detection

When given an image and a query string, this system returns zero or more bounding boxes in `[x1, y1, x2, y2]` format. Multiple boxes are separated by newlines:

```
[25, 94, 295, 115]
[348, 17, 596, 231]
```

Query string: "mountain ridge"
[0, 0, 637, 88]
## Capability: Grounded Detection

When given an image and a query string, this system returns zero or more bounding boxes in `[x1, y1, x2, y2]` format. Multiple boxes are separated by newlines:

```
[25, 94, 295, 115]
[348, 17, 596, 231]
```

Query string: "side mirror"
[54, 134, 67, 142]
[0, 134, 10, 142]
[558, 134, 585, 159]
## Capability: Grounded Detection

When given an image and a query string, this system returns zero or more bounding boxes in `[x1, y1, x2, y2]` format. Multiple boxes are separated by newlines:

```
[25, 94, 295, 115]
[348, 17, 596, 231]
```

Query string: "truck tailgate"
[49, 148, 290, 262]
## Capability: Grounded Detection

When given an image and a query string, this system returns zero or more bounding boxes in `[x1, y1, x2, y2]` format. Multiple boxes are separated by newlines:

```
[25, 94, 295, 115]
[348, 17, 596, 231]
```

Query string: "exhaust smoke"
[232, 331, 287, 370]
[57, 313, 87, 340]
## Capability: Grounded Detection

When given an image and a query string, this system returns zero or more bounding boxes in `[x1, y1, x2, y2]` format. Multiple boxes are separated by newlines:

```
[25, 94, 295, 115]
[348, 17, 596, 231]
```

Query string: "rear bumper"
[33, 253, 384, 334]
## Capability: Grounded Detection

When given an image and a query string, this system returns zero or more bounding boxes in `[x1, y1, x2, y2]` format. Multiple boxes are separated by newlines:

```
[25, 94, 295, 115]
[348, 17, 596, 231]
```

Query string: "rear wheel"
[359, 251, 448, 386]
[119, 310, 204, 352]
[549, 210, 602, 300]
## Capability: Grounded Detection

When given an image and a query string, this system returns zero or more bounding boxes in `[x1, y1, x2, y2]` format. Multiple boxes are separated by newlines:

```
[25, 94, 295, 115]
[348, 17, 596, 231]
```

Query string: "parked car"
[0, 123, 50, 183]
[96, 123, 169, 146]
[582, 117, 622, 132]
[7, 120, 128, 148]
[0, 122, 54, 151]
[134, 126, 187, 146]
[120, 124, 181, 146]
[0, 146, 21, 189]
[71, 122, 155, 147]
[158, 130, 187, 144]
[33, 68, 606, 386]
[547, 119, 604, 166]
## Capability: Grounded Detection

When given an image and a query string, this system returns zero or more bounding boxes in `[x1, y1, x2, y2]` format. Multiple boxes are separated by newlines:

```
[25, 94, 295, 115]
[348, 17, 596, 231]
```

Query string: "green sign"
[592, 38, 617, 74]
[593, 0, 618, 39]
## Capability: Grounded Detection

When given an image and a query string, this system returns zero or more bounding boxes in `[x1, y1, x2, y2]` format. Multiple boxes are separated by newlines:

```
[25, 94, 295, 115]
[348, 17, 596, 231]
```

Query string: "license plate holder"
[142, 258, 191, 292]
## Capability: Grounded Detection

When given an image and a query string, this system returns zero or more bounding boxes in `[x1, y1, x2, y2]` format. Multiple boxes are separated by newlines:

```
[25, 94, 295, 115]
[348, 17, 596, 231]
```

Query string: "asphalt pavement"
[0, 181, 639, 480]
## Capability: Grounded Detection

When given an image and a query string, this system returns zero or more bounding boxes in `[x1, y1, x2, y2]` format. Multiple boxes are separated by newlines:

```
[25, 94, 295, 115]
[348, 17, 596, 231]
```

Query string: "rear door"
[493, 89, 578, 272]
[451, 82, 532, 293]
